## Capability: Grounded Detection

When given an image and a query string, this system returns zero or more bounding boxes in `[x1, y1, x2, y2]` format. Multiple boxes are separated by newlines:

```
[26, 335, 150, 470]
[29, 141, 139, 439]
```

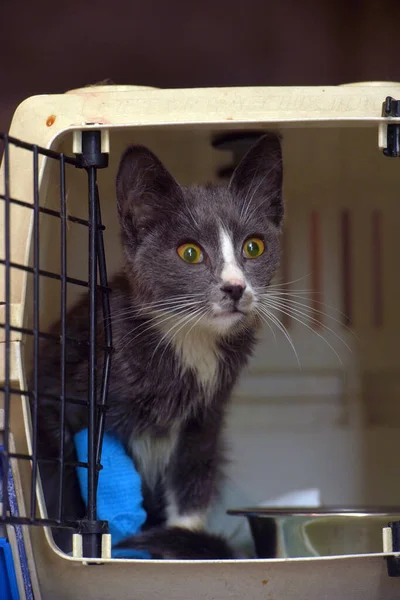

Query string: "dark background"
[1, 0, 399, 132]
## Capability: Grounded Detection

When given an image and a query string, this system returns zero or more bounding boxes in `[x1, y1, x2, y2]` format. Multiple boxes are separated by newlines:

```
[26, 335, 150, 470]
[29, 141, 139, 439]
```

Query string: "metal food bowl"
[227, 507, 400, 558]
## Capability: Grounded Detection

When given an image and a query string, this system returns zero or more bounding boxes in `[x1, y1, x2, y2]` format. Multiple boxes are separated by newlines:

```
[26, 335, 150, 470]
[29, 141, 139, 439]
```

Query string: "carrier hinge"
[73, 128, 110, 169]
[383, 521, 400, 576]
[379, 96, 400, 157]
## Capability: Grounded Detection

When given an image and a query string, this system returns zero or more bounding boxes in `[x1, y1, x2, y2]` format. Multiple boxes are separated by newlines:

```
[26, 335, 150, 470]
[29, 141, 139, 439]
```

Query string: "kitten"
[35, 133, 283, 559]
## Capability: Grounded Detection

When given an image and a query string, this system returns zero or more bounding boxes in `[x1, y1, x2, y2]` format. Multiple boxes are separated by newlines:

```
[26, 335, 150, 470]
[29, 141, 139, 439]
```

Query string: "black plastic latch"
[382, 97, 400, 157]
[386, 521, 400, 577]
[384, 96, 400, 117]
[78, 518, 109, 559]
[75, 130, 109, 169]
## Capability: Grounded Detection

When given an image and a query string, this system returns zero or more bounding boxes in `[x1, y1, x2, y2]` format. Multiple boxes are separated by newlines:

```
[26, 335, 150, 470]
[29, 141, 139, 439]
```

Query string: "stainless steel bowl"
[227, 507, 400, 558]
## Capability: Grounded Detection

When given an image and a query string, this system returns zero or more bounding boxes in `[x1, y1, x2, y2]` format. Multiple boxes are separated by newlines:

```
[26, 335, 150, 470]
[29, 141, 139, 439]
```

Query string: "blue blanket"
[74, 429, 149, 558]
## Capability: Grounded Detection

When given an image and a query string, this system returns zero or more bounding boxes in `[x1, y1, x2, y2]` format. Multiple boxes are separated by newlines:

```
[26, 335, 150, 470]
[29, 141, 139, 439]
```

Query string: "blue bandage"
[74, 429, 149, 558]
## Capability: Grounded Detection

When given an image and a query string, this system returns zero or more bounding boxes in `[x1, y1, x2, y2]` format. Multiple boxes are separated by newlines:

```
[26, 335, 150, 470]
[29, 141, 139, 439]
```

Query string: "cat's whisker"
[255, 305, 301, 366]
[256, 306, 299, 361]
[136, 293, 204, 308]
[261, 296, 352, 352]
[113, 295, 204, 318]
[110, 305, 201, 327]
[255, 308, 277, 341]
[262, 274, 312, 288]
[255, 280, 355, 334]
[104, 294, 205, 322]
[168, 306, 206, 342]
[137, 301, 203, 315]
[113, 307, 189, 336]
[157, 307, 209, 368]
[264, 292, 355, 336]
[182, 308, 210, 344]
[152, 306, 206, 365]
[116, 317, 169, 349]
[260, 298, 344, 365]
[262, 289, 322, 297]
[256, 288, 317, 297]
[112, 293, 203, 314]
[117, 305, 200, 349]
[110, 301, 204, 327]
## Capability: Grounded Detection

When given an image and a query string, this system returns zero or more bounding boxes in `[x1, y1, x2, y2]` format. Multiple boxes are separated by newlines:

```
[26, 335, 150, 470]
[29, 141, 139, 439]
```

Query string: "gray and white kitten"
[35, 133, 283, 559]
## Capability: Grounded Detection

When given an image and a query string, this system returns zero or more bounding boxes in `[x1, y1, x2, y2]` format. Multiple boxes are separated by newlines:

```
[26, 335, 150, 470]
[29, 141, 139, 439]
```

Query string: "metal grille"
[0, 131, 112, 558]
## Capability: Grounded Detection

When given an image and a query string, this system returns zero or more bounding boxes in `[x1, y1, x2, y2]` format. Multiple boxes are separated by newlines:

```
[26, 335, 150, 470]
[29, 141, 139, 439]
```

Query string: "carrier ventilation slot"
[371, 209, 383, 328]
[310, 210, 322, 329]
[340, 210, 352, 328]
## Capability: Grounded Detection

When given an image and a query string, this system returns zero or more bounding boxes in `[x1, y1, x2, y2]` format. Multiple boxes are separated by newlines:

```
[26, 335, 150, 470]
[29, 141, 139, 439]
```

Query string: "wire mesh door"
[0, 131, 112, 558]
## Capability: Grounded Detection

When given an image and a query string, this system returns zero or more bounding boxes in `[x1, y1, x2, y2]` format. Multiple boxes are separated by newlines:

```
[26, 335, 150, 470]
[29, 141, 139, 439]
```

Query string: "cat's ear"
[116, 145, 183, 242]
[228, 133, 283, 228]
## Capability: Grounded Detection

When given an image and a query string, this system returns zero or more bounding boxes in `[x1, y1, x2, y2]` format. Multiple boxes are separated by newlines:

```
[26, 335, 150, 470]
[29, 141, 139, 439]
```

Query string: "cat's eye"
[177, 243, 204, 264]
[243, 237, 265, 259]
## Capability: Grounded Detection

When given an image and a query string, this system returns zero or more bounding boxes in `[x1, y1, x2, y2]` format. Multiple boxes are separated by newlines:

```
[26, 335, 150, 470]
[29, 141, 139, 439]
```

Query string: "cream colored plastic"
[101, 534, 112, 559]
[383, 527, 394, 553]
[2, 84, 400, 598]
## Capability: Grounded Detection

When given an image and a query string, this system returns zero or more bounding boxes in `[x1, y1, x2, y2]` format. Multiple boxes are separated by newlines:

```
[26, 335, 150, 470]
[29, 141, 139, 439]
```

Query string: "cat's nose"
[220, 283, 246, 302]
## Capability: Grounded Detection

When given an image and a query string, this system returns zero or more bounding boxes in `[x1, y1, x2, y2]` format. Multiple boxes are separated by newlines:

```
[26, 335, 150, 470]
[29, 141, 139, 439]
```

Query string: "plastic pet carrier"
[1, 83, 400, 599]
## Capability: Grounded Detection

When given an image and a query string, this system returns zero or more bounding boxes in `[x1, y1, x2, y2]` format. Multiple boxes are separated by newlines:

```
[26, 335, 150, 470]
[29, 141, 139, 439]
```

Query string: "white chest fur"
[160, 319, 220, 392]
[131, 316, 220, 490]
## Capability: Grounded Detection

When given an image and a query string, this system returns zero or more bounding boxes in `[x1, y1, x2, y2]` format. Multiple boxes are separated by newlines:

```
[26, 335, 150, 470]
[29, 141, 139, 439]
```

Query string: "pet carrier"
[1, 83, 400, 599]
